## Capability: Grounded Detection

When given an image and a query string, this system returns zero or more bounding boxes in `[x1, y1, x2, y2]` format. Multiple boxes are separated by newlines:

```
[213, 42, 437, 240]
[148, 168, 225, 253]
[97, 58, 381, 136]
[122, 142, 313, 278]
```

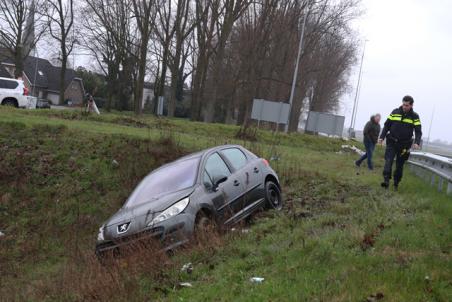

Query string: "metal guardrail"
[408, 152, 452, 195]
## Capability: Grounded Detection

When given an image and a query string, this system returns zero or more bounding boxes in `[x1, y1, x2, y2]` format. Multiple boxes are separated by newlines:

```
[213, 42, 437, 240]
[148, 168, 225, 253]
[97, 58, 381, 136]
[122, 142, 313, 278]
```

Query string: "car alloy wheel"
[265, 181, 282, 211]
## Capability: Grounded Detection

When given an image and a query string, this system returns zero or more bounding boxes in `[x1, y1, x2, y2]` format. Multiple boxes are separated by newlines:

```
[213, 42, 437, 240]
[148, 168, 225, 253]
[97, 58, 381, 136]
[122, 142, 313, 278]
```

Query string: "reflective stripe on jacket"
[380, 106, 422, 145]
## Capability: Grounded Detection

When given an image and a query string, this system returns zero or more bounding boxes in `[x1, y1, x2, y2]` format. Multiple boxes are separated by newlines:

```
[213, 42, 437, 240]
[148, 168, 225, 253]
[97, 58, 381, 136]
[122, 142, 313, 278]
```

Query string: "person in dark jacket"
[355, 114, 381, 170]
[378, 95, 422, 190]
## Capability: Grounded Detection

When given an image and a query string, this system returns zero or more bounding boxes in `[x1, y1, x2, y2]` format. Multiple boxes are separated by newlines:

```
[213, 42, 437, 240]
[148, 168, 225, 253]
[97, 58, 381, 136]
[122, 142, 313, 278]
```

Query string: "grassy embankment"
[0, 108, 450, 301]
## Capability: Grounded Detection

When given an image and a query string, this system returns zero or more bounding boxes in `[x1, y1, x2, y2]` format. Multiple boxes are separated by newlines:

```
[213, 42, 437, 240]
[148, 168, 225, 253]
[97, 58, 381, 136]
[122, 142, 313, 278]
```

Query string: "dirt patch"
[361, 223, 385, 251]
[235, 127, 258, 141]
[365, 292, 384, 302]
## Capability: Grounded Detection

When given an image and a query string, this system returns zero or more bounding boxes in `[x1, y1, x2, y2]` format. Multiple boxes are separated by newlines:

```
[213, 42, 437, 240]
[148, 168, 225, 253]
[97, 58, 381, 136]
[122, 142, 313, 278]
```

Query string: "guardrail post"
[431, 174, 436, 187]
[448, 182, 452, 196]
[438, 177, 444, 192]
[424, 171, 430, 182]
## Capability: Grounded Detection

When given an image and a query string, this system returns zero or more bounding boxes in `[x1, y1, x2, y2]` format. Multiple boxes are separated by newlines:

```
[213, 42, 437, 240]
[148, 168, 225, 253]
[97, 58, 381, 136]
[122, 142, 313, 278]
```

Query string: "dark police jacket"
[380, 106, 422, 147]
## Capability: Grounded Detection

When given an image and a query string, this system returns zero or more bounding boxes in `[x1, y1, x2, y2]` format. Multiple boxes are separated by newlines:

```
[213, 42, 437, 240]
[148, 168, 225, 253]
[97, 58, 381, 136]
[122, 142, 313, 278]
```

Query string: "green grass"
[0, 107, 450, 301]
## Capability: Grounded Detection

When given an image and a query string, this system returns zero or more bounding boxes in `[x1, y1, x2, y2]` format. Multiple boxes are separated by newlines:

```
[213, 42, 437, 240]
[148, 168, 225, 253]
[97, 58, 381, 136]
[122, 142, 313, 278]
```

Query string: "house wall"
[64, 79, 84, 105]
[3, 64, 15, 77]
[47, 92, 60, 105]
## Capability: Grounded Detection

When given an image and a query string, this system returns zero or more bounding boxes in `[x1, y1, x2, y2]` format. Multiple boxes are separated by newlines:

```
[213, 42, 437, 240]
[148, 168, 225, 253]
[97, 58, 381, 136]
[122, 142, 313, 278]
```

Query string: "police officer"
[378, 95, 422, 190]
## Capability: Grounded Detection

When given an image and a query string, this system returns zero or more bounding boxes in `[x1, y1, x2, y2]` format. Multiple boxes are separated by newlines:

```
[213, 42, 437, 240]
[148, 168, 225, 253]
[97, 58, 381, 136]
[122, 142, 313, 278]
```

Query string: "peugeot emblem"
[117, 222, 131, 234]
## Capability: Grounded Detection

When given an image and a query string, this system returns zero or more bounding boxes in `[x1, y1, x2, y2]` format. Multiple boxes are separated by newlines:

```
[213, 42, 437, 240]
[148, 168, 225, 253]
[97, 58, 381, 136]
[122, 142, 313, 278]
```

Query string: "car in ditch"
[96, 145, 282, 256]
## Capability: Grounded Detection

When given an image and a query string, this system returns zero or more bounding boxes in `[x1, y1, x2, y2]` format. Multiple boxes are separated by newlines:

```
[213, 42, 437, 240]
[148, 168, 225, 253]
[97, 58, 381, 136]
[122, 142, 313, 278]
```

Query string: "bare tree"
[203, 0, 251, 123]
[44, 0, 76, 105]
[167, 0, 195, 117]
[190, 0, 217, 121]
[0, 0, 46, 77]
[131, 0, 158, 115]
[153, 0, 176, 114]
[80, 0, 137, 110]
[201, 0, 360, 130]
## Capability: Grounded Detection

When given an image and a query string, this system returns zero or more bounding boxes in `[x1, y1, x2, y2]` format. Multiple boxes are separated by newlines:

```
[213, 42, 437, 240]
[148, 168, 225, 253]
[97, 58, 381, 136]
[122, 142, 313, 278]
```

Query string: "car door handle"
[233, 180, 240, 186]
[254, 167, 259, 173]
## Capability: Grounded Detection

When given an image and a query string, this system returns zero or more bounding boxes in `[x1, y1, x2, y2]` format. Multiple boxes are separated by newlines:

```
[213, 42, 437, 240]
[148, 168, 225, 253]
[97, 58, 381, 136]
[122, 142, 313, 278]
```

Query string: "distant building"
[0, 65, 10, 78]
[0, 52, 85, 105]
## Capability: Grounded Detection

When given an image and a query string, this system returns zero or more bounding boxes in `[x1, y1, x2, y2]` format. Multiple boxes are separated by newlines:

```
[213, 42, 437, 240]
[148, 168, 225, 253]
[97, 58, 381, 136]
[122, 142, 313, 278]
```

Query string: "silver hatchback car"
[96, 145, 282, 255]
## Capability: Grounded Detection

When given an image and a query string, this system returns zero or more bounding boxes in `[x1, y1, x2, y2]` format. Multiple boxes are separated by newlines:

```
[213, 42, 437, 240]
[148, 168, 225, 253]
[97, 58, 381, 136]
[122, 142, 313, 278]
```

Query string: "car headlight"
[148, 197, 189, 226]
[97, 225, 105, 241]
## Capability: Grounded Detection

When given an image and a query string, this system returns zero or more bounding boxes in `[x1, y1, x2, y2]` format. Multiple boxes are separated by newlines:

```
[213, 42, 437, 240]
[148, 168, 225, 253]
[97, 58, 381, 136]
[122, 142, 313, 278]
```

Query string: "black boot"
[381, 180, 389, 189]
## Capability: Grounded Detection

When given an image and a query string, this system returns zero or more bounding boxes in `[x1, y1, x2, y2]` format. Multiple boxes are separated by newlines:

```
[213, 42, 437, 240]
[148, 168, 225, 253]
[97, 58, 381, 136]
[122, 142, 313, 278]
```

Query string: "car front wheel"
[265, 181, 282, 210]
[194, 212, 217, 244]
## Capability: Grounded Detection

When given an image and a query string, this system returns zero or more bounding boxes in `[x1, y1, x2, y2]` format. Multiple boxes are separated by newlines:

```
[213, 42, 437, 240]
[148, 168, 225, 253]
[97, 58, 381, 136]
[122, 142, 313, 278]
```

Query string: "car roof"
[159, 144, 247, 167]
[185, 144, 245, 159]
[0, 77, 19, 82]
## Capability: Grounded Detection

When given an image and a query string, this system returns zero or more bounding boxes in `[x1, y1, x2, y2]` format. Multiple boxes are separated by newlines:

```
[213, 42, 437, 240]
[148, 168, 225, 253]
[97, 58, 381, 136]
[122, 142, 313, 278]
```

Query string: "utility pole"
[304, 86, 314, 132]
[285, 2, 310, 133]
[349, 40, 368, 138]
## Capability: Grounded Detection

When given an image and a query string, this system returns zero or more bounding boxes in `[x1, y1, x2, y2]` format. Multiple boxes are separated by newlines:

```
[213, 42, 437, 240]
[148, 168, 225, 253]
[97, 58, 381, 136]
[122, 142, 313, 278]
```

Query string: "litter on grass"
[250, 277, 265, 283]
[181, 263, 193, 274]
[341, 145, 365, 156]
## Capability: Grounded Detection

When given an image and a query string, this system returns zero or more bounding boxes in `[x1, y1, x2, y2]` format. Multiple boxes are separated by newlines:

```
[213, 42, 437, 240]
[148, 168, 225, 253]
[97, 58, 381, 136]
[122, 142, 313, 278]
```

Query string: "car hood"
[102, 187, 195, 240]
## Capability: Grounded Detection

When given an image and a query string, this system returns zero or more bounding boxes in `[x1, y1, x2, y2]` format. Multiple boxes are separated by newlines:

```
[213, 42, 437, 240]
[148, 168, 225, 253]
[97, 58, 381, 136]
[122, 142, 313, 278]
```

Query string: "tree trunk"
[203, 37, 228, 123]
[155, 47, 169, 115]
[191, 52, 208, 121]
[14, 45, 24, 79]
[168, 46, 182, 117]
[59, 50, 67, 105]
[135, 38, 149, 115]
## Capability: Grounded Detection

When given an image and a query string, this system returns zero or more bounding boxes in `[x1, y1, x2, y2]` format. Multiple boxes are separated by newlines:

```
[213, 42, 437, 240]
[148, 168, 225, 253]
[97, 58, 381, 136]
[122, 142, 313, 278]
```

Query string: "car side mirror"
[213, 176, 228, 191]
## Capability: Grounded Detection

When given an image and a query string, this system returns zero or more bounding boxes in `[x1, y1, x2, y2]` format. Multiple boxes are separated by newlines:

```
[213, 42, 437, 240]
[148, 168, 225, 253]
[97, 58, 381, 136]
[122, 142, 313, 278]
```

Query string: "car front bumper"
[95, 212, 195, 256]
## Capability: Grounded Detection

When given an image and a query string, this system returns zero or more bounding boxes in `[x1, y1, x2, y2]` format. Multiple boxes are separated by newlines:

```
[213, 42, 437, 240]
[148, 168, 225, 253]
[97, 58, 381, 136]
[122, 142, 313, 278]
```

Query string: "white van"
[0, 77, 36, 109]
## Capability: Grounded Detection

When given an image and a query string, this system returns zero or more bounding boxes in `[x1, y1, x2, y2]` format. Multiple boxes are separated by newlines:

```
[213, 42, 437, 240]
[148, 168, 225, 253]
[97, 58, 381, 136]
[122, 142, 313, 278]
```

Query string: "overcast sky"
[339, 0, 452, 143]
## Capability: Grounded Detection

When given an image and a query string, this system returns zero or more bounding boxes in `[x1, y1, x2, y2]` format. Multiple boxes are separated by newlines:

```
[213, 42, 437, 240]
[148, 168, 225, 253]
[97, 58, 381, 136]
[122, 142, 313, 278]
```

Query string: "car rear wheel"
[2, 99, 18, 107]
[265, 181, 282, 210]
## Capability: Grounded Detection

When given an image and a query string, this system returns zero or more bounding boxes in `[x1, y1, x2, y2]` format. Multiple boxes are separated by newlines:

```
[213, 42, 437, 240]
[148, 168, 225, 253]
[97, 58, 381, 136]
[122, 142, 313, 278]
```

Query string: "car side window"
[204, 153, 231, 184]
[8, 81, 18, 89]
[221, 148, 248, 170]
[0, 80, 18, 89]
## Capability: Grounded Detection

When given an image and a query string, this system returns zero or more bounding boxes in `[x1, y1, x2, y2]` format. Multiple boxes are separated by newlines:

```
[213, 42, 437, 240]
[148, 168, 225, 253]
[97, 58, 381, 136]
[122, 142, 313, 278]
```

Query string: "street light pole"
[425, 106, 435, 150]
[349, 40, 368, 137]
[285, 3, 310, 133]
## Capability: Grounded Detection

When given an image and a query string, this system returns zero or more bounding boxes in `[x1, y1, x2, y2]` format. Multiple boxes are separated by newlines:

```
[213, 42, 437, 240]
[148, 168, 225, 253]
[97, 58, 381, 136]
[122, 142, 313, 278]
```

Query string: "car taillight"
[23, 87, 29, 96]
[262, 158, 269, 166]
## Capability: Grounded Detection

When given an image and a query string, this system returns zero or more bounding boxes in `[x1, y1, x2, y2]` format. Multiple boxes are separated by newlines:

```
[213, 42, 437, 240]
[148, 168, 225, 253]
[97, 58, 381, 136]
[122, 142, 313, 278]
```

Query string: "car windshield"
[125, 157, 200, 208]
